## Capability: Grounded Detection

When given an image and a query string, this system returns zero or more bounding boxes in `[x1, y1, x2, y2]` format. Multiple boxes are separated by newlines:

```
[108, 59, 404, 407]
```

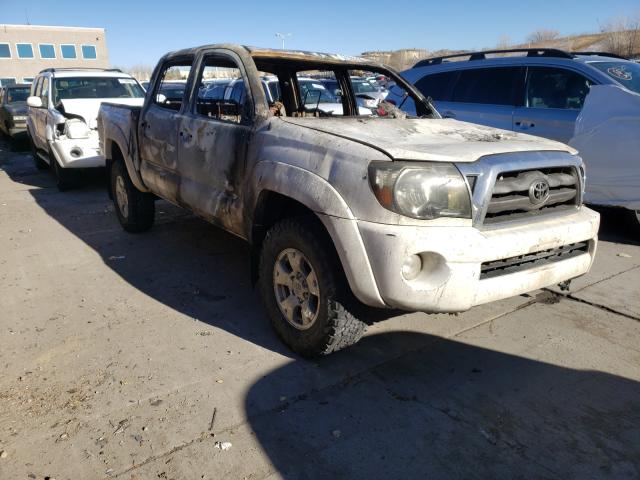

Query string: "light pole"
[275, 32, 292, 50]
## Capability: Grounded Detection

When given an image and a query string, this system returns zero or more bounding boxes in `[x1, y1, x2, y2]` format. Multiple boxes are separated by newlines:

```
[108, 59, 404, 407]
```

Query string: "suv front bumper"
[338, 208, 599, 312]
[50, 130, 104, 169]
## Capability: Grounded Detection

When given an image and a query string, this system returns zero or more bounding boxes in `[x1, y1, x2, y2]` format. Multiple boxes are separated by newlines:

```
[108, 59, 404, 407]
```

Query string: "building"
[0, 24, 110, 86]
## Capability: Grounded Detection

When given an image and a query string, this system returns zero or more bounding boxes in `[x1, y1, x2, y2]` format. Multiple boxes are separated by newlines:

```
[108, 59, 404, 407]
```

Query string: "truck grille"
[483, 167, 580, 224]
[480, 242, 589, 280]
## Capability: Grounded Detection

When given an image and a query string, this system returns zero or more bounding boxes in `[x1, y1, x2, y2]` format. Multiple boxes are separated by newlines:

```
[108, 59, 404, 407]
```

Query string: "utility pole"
[275, 32, 292, 50]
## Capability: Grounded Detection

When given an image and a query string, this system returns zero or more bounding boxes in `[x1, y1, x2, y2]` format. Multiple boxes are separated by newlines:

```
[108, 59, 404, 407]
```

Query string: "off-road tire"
[110, 160, 155, 233]
[258, 217, 366, 357]
[50, 150, 77, 191]
[29, 135, 48, 170]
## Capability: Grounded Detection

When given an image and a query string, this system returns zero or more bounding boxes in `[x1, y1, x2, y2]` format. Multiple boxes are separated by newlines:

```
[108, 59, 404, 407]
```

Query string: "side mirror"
[27, 96, 43, 108]
[155, 93, 167, 104]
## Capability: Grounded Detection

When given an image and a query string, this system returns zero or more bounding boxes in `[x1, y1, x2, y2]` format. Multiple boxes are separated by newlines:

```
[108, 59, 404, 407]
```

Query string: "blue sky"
[2, 0, 638, 68]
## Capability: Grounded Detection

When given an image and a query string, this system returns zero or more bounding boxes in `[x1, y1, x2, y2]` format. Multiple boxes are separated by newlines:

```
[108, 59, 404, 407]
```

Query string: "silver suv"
[394, 48, 639, 143]
[26, 68, 145, 190]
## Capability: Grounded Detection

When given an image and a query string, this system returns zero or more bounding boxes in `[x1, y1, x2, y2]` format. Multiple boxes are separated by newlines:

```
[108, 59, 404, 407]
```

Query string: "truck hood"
[282, 117, 576, 163]
[59, 98, 145, 129]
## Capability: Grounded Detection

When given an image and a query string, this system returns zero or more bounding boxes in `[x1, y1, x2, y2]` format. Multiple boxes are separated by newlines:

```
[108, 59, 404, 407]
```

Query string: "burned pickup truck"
[98, 44, 599, 356]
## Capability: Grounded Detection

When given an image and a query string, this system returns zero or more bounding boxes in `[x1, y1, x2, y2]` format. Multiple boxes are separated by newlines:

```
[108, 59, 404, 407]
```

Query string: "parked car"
[350, 76, 388, 108]
[200, 78, 234, 100]
[225, 76, 370, 115]
[396, 48, 640, 228]
[98, 44, 599, 356]
[26, 68, 146, 190]
[0, 84, 31, 138]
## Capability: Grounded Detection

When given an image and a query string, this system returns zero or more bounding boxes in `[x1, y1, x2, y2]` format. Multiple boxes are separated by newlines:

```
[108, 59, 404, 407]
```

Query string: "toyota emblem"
[529, 179, 550, 205]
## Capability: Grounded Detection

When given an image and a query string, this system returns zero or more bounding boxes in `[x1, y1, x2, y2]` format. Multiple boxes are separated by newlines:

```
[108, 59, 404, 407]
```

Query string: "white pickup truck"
[97, 44, 600, 356]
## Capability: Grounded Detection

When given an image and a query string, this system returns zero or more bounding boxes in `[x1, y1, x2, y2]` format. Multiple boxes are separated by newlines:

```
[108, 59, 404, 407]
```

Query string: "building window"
[81, 45, 97, 60]
[39, 44, 56, 59]
[0, 78, 16, 87]
[0, 43, 11, 58]
[60, 44, 77, 59]
[23, 77, 35, 84]
[16, 43, 34, 58]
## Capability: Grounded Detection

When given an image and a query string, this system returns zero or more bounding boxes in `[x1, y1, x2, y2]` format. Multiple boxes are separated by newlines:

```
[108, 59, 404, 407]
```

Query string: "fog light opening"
[70, 147, 83, 158]
[401, 254, 422, 281]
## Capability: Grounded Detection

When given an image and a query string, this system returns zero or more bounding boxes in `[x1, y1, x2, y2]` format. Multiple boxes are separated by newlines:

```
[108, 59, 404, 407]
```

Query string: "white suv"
[26, 68, 145, 190]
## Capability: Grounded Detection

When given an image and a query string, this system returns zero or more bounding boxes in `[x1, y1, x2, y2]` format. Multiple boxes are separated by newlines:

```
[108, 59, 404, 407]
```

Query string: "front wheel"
[110, 160, 155, 233]
[29, 135, 48, 170]
[258, 217, 366, 357]
[50, 150, 77, 191]
[630, 209, 640, 235]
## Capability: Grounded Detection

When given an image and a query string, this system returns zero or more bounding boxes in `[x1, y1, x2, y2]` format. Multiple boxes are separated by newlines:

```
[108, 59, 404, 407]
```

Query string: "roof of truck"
[163, 43, 376, 67]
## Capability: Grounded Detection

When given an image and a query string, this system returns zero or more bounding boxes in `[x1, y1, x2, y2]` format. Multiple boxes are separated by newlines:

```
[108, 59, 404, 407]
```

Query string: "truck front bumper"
[343, 208, 599, 313]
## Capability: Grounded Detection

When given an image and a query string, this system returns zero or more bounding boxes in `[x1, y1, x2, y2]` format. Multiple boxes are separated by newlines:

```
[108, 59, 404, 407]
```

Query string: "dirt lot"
[1, 136, 639, 480]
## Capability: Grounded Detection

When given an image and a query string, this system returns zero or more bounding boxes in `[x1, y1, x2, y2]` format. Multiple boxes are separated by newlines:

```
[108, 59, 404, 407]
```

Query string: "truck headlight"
[13, 115, 27, 121]
[369, 161, 471, 220]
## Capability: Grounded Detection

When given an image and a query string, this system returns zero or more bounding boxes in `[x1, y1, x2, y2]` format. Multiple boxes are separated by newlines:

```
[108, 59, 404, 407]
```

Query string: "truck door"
[513, 66, 593, 143]
[138, 57, 193, 202]
[31, 77, 49, 150]
[176, 51, 254, 236]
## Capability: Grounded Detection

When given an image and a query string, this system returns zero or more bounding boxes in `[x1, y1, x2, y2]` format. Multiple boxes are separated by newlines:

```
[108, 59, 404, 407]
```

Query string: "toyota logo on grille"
[529, 179, 550, 205]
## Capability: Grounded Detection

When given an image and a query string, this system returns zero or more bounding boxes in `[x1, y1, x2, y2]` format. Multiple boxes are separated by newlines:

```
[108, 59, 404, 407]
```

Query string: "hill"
[361, 30, 639, 71]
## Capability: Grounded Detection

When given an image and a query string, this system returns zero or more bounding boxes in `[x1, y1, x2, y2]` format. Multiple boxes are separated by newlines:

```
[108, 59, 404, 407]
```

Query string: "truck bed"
[98, 102, 142, 173]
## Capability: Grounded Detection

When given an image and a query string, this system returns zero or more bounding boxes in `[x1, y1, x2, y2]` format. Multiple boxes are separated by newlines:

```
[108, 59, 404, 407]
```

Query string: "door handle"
[515, 121, 535, 128]
[179, 131, 193, 140]
[442, 110, 456, 119]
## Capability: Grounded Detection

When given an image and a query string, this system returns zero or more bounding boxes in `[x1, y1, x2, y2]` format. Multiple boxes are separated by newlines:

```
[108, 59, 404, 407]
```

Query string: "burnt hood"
[282, 117, 576, 163]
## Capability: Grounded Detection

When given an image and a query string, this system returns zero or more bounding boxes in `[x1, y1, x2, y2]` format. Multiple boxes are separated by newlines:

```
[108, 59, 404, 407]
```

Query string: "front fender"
[252, 161, 385, 308]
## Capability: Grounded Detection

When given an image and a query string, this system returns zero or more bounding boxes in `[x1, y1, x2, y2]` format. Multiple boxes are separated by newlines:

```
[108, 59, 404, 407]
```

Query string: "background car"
[394, 48, 637, 142]
[0, 83, 30, 138]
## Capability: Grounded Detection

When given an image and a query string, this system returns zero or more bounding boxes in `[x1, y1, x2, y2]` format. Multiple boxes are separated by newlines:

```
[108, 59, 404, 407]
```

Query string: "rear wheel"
[110, 160, 155, 233]
[258, 217, 366, 357]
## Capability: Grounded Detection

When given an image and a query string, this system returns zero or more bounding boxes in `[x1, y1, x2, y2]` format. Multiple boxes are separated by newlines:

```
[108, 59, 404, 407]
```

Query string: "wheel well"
[105, 141, 124, 199]
[250, 190, 335, 285]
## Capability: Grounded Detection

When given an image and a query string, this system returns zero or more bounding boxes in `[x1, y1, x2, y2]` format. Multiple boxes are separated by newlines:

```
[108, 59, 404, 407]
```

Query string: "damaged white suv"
[26, 68, 145, 190]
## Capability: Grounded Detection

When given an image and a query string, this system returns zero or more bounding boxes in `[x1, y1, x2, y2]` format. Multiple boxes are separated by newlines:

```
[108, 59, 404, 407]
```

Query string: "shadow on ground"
[591, 205, 640, 246]
[245, 330, 640, 479]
